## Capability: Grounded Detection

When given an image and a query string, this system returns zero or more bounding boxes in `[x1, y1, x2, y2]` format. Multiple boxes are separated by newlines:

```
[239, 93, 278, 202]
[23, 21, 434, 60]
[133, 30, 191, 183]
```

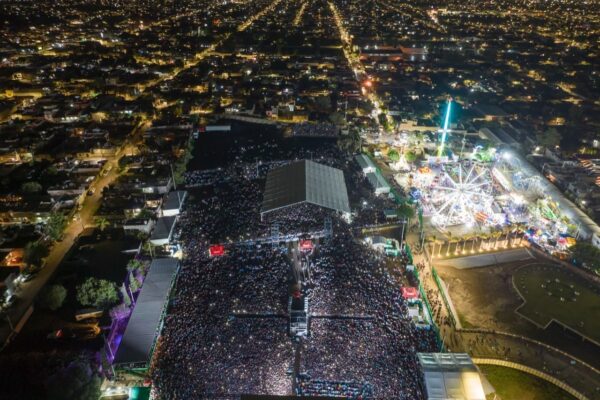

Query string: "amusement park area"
[358, 100, 600, 400]
[366, 100, 593, 261]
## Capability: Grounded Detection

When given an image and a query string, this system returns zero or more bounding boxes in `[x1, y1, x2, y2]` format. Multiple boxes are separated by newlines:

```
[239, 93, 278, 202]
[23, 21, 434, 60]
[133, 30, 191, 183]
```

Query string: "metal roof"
[366, 171, 390, 189]
[355, 154, 376, 170]
[150, 216, 177, 241]
[418, 353, 486, 400]
[113, 258, 179, 366]
[505, 153, 600, 239]
[262, 160, 350, 214]
[163, 190, 187, 211]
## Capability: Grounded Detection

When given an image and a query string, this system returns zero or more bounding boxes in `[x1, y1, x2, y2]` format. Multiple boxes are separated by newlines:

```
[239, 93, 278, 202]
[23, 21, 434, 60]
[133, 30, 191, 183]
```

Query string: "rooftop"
[262, 160, 350, 215]
[418, 353, 486, 400]
[113, 258, 179, 367]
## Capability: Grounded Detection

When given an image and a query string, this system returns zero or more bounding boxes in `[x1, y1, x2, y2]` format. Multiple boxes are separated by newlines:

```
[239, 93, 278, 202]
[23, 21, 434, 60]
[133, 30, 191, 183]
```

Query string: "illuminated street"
[0, 1, 599, 399]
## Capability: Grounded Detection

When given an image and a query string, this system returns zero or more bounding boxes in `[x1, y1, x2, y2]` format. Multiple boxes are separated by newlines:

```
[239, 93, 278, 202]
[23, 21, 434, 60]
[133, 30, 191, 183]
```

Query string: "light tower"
[437, 98, 452, 158]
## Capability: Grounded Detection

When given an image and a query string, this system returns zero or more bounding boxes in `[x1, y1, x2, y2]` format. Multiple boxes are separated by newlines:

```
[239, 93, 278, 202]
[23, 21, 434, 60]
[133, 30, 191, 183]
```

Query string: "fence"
[431, 267, 457, 327]
[408, 245, 444, 352]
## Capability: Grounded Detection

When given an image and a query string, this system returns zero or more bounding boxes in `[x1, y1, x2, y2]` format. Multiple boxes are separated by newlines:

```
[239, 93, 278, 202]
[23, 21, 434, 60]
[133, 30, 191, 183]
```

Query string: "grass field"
[480, 365, 575, 400]
[514, 264, 600, 344]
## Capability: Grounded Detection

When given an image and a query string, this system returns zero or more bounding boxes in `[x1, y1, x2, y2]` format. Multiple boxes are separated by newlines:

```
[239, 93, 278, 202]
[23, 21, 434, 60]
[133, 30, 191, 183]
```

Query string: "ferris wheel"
[430, 162, 494, 228]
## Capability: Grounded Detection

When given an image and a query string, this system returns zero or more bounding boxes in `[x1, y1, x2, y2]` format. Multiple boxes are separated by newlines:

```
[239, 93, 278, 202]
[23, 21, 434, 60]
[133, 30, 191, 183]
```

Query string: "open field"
[514, 264, 600, 345]
[435, 254, 600, 368]
[479, 365, 575, 400]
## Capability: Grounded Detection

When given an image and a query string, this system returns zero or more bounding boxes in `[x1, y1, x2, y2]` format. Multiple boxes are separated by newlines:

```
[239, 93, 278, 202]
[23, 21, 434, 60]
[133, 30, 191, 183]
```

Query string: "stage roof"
[262, 160, 350, 215]
[418, 353, 486, 400]
[114, 258, 179, 367]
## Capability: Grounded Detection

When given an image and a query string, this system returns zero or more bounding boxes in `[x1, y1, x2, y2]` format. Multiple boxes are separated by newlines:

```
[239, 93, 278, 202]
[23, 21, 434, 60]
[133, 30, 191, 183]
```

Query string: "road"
[0, 119, 148, 349]
[1, 0, 283, 350]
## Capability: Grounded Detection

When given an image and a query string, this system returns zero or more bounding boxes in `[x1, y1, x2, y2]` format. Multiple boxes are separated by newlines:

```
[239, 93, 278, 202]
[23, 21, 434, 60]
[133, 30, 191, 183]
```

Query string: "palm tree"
[457, 235, 465, 254]
[94, 217, 110, 232]
[505, 226, 512, 246]
[492, 230, 502, 249]
[426, 236, 436, 257]
[514, 223, 527, 246]
[470, 234, 478, 253]
[462, 234, 472, 254]
[479, 233, 489, 251]
[446, 232, 453, 256]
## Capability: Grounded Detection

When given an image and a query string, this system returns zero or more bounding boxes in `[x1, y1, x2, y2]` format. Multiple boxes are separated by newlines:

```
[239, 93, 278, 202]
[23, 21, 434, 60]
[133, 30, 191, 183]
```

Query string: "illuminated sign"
[209, 245, 225, 257]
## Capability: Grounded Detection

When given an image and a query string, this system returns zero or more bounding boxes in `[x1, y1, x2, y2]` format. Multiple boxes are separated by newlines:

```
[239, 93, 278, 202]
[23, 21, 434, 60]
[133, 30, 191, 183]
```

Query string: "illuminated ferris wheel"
[430, 162, 494, 228]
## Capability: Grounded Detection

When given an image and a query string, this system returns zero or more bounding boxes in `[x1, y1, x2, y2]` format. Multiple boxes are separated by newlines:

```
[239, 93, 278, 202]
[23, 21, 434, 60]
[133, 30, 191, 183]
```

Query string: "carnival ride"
[429, 162, 496, 229]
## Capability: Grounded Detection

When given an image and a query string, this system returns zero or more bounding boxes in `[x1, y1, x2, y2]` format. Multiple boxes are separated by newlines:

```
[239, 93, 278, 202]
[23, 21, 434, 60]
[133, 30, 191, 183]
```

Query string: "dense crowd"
[153, 126, 437, 398]
[152, 245, 293, 397]
[297, 377, 373, 398]
[292, 122, 339, 138]
[300, 225, 437, 398]
[178, 178, 267, 243]
[302, 319, 426, 399]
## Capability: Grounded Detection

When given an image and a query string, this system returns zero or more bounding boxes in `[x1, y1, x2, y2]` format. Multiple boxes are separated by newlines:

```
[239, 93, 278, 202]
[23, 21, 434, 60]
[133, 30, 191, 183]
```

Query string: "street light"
[75, 213, 84, 230]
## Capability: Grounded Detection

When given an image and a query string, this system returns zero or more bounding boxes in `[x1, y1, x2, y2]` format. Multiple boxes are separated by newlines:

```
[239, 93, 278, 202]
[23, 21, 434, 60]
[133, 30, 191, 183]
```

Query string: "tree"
[94, 217, 109, 232]
[136, 208, 155, 219]
[328, 112, 346, 126]
[43, 165, 59, 176]
[405, 151, 417, 163]
[313, 96, 331, 111]
[23, 241, 49, 268]
[127, 259, 142, 271]
[76, 278, 119, 309]
[388, 149, 400, 162]
[172, 135, 195, 185]
[44, 212, 67, 241]
[21, 181, 43, 194]
[129, 272, 142, 292]
[397, 203, 416, 219]
[337, 130, 361, 154]
[38, 284, 67, 311]
[536, 128, 561, 151]
[571, 242, 600, 271]
[46, 359, 101, 400]
[143, 241, 155, 257]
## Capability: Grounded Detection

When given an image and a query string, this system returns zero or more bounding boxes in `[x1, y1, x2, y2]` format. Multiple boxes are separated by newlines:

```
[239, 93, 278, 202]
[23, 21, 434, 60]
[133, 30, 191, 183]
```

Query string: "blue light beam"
[437, 100, 452, 158]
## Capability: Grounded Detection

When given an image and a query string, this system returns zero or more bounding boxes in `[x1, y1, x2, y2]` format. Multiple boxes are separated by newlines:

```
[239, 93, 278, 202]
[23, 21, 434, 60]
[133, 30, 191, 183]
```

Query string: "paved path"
[0, 120, 147, 349]
[435, 247, 533, 269]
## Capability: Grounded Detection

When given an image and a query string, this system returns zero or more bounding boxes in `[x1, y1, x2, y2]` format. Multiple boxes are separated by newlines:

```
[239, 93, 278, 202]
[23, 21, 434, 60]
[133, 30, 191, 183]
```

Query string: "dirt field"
[435, 255, 600, 369]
